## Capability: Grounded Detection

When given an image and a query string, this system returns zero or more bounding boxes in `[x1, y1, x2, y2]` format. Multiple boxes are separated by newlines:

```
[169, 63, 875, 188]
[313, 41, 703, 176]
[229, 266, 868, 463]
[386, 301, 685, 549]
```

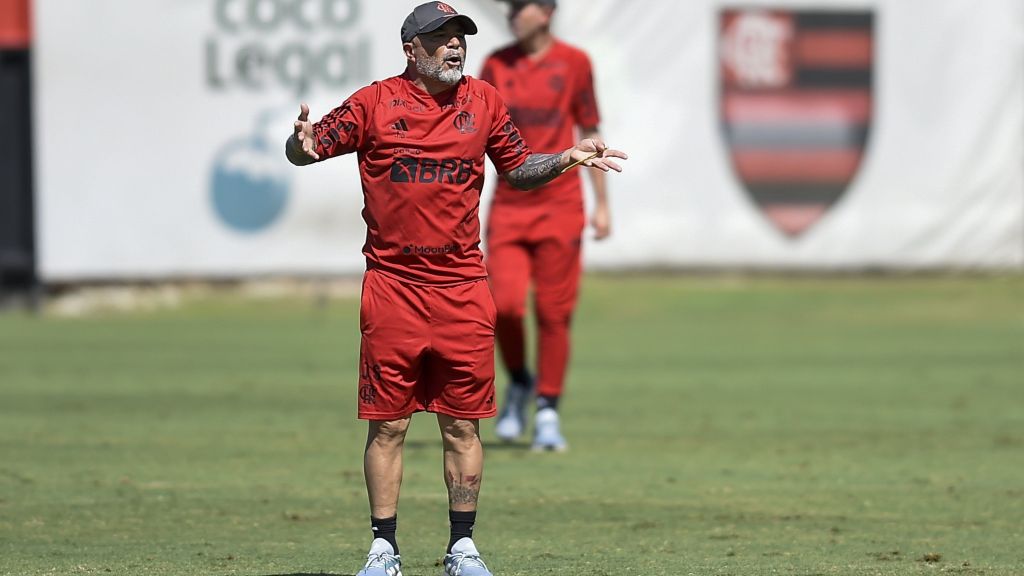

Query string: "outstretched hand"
[292, 104, 320, 161]
[568, 138, 628, 173]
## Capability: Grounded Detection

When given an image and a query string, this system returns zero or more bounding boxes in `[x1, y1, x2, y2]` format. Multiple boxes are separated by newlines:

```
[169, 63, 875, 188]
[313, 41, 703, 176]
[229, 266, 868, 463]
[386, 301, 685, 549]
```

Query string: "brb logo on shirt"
[390, 157, 474, 184]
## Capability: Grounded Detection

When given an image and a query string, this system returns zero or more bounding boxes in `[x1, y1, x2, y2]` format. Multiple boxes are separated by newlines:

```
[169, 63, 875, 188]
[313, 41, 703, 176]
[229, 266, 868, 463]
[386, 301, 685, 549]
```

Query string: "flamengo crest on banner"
[720, 9, 874, 237]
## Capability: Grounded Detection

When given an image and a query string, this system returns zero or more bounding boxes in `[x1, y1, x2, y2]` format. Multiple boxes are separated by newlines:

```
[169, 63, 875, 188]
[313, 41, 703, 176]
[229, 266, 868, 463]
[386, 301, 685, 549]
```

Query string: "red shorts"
[357, 269, 497, 421]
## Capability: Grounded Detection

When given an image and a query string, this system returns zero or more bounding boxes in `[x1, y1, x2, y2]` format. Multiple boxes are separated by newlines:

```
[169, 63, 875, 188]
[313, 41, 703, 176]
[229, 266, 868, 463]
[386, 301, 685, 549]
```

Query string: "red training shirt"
[312, 72, 531, 285]
[481, 40, 601, 211]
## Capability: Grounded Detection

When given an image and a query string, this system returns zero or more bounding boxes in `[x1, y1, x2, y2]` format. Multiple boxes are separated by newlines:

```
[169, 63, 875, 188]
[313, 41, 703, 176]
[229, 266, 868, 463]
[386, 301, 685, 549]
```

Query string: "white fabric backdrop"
[33, 0, 1024, 280]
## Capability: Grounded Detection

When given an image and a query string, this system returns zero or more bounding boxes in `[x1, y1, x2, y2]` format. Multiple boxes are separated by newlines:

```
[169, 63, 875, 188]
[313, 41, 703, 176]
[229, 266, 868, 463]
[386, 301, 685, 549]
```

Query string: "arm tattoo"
[504, 153, 564, 191]
[446, 472, 482, 506]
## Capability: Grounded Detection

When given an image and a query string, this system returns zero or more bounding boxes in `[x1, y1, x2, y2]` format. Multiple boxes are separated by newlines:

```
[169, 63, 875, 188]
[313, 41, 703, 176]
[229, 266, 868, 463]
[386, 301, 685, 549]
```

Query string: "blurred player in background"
[286, 2, 626, 574]
[481, 0, 609, 451]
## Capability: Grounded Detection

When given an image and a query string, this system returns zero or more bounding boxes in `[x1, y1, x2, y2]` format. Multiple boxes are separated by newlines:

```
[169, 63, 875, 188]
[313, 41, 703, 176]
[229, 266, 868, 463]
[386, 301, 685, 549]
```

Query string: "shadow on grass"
[403, 439, 531, 452]
[481, 441, 532, 451]
[258, 569, 350, 573]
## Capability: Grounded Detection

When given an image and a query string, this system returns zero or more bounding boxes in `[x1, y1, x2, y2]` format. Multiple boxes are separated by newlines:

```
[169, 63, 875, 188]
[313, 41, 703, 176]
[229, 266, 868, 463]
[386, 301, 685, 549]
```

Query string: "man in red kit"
[285, 3, 626, 575]
[481, 0, 610, 451]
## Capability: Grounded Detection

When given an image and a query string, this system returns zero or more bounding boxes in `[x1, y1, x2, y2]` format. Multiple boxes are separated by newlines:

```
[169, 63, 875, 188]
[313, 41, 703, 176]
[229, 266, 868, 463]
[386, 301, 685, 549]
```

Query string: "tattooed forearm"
[504, 153, 565, 190]
[445, 472, 482, 506]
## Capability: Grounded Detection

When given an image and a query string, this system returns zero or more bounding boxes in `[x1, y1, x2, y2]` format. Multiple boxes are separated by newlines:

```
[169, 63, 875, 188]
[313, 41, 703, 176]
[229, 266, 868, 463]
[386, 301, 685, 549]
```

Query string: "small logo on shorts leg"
[359, 384, 377, 404]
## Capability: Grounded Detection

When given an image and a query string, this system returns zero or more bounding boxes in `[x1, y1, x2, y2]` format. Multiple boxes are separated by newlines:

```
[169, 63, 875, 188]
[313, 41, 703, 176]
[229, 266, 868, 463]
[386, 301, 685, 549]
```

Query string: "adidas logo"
[393, 118, 409, 138]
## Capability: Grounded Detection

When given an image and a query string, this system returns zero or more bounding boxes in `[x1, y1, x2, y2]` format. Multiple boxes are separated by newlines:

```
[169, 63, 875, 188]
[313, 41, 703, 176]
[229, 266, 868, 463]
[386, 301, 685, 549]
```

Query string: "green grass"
[1, 275, 1023, 575]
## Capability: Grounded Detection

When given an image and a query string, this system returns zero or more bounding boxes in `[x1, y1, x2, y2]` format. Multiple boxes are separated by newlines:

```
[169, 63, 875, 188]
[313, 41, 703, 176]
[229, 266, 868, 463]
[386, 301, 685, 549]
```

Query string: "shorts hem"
[426, 404, 498, 420]
[358, 407, 497, 421]
[358, 409, 421, 421]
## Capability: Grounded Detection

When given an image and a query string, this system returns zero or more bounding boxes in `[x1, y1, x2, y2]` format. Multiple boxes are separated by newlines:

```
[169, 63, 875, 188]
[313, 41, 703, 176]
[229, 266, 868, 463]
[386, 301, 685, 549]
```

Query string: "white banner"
[34, 0, 1024, 280]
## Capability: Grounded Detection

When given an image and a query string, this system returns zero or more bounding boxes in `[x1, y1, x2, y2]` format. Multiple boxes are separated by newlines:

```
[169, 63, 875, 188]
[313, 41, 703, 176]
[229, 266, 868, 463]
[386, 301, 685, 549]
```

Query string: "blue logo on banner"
[210, 111, 291, 233]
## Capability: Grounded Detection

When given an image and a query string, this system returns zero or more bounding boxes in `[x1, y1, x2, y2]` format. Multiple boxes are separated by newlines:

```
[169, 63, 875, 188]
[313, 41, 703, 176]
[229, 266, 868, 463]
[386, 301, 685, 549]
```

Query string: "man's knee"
[533, 287, 577, 326]
[368, 418, 411, 448]
[535, 305, 574, 332]
[440, 418, 480, 448]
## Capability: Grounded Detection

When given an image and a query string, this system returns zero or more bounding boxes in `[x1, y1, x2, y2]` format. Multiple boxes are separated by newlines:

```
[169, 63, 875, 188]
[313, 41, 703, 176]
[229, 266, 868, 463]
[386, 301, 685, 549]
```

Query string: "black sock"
[509, 368, 532, 389]
[371, 515, 399, 555]
[537, 395, 559, 411]
[447, 510, 476, 553]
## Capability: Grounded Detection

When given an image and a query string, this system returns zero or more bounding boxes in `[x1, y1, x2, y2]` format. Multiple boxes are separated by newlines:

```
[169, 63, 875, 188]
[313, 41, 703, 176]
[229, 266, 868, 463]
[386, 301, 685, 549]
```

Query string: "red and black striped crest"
[720, 9, 873, 237]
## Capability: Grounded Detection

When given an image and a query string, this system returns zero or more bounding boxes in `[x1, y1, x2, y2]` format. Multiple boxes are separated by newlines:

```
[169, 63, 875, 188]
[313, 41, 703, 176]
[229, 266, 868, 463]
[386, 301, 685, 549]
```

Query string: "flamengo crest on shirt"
[720, 9, 874, 237]
[453, 111, 477, 134]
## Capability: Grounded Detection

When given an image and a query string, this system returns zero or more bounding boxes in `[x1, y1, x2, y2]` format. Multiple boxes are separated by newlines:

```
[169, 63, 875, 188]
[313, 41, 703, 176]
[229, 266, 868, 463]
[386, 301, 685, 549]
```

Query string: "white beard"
[416, 52, 464, 86]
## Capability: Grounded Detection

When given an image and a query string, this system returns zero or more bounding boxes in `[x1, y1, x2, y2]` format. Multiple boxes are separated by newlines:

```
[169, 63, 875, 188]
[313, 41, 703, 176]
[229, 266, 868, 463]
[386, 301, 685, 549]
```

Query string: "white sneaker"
[356, 538, 402, 576]
[495, 383, 531, 441]
[532, 408, 568, 452]
[442, 537, 493, 576]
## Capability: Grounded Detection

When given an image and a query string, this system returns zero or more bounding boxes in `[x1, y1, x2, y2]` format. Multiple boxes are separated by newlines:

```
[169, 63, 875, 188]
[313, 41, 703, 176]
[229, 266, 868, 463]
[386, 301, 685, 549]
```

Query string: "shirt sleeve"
[312, 85, 373, 161]
[571, 53, 601, 129]
[486, 87, 532, 174]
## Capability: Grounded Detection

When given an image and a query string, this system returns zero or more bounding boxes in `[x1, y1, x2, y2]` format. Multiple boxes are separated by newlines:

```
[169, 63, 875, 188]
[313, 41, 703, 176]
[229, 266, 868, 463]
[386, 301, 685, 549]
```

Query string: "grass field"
[1, 275, 1022, 576]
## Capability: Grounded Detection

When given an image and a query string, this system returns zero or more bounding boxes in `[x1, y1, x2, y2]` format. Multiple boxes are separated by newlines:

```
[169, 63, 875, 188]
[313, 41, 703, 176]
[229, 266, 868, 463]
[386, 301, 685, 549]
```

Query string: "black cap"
[401, 2, 479, 43]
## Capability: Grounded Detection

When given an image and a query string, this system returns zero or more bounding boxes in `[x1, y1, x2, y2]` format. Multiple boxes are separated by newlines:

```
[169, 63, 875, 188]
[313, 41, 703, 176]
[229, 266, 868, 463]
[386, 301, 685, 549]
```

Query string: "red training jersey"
[312, 72, 531, 285]
[481, 40, 601, 211]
